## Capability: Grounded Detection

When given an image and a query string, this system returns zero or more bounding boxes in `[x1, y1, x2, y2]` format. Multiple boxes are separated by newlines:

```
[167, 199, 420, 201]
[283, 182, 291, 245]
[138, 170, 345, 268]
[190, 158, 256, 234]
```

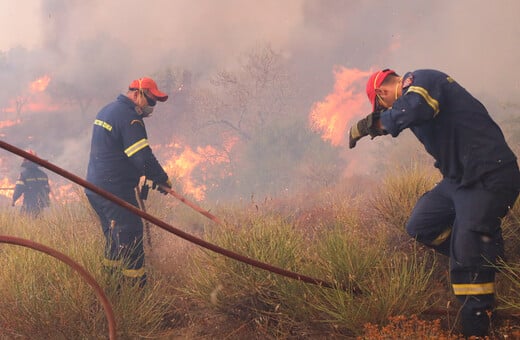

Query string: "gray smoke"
[1, 0, 519, 198]
[3, 0, 518, 97]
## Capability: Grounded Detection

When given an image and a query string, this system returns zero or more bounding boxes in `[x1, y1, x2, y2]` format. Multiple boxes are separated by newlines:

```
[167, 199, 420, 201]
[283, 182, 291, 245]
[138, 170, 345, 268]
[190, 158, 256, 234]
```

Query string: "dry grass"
[370, 161, 441, 231]
[0, 200, 179, 339]
[0, 162, 519, 338]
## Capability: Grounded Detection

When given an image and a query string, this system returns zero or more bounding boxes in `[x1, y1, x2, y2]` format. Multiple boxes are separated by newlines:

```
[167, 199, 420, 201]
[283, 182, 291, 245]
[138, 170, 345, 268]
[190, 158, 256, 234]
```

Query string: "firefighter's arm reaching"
[348, 112, 387, 149]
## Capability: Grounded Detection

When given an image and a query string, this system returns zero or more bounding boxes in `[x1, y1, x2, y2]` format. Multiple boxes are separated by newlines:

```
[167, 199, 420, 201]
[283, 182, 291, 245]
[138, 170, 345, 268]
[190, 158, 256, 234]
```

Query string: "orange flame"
[0, 177, 15, 199]
[309, 66, 371, 146]
[30, 75, 51, 93]
[0, 176, 80, 204]
[160, 141, 233, 201]
[0, 119, 21, 129]
[2, 75, 62, 113]
[22, 101, 60, 112]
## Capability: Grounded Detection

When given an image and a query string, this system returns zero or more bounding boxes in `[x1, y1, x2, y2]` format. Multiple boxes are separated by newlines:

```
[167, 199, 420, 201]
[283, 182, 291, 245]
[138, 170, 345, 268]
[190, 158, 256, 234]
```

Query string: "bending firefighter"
[85, 77, 172, 288]
[12, 151, 51, 218]
[348, 68, 520, 337]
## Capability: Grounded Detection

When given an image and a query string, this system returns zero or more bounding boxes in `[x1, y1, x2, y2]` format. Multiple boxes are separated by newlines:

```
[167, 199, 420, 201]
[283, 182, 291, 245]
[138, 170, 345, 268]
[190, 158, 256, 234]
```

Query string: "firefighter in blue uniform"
[85, 77, 172, 288]
[12, 151, 51, 218]
[349, 69, 520, 337]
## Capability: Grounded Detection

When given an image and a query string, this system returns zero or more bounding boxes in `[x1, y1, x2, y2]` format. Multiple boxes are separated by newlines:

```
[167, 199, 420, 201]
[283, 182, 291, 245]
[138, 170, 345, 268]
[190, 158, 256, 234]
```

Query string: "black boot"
[461, 306, 493, 337]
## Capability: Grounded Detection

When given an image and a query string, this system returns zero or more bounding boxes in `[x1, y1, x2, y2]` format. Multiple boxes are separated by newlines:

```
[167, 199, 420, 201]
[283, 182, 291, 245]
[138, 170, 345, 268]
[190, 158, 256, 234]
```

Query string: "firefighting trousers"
[86, 190, 146, 283]
[405, 177, 518, 336]
[21, 203, 44, 218]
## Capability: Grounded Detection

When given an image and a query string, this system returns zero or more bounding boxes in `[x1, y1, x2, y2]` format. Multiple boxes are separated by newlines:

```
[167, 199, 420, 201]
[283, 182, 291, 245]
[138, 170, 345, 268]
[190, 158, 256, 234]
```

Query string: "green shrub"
[307, 224, 439, 335]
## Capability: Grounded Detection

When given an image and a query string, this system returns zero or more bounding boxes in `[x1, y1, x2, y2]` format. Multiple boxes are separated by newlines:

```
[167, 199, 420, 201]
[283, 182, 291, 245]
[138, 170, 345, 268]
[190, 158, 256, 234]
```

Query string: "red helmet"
[366, 69, 396, 111]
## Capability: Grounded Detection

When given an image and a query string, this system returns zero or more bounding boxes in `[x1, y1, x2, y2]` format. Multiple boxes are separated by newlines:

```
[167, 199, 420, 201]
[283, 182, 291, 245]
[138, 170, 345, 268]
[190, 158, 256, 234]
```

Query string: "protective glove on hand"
[348, 112, 385, 149]
[152, 179, 172, 195]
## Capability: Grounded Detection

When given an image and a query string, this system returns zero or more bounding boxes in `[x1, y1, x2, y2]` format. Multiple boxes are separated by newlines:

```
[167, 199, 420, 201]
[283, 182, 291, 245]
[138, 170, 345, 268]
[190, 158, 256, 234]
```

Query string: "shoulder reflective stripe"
[16, 180, 25, 185]
[406, 86, 440, 116]
[430, 227, 451, 246]
[102, 258, 122, 267]
[452, 282, 494, 295]
[122, 267, 145, 278]
[94, 119, 113, 131]
[124, 138, 149, 157]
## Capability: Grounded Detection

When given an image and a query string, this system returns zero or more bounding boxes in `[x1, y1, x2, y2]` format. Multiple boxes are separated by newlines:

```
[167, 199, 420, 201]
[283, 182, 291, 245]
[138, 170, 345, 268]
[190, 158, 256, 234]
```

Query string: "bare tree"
[48, 81, 94, 116]
[191, 44, 293, 143]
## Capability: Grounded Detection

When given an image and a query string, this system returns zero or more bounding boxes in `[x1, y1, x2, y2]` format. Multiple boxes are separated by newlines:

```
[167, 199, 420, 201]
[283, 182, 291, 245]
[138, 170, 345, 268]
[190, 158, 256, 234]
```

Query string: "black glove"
[139, 183, 150, 200]
[152, 179, 172, 195]
[348, 112, 385, 149]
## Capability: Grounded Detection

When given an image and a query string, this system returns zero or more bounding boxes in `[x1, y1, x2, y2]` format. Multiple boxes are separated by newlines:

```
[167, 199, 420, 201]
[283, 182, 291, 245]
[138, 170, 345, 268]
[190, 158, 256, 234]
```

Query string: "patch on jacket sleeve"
[130, 119, 144, 127]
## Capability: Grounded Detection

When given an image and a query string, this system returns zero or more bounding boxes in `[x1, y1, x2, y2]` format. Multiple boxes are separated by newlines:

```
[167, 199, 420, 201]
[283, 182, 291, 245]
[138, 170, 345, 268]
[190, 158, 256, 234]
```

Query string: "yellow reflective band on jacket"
[16, 180, 24, 185]
[430, 227, 451, 246]
[407, 86, 440, 116]
[350, 124, 361, 139]
[26, 177, 47, 182]
[102, 258, 122, 267]
[94, 119, 113, 132]
[122, 267, 145, 278]
[452, 282, 494, 295]
[124, 138, 149, 157]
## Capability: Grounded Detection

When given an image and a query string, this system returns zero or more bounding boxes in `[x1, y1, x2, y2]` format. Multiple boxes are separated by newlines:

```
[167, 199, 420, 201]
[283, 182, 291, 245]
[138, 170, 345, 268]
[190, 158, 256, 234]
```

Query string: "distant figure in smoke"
[348, 69, 520, 337]
[85, 77, 172, 288]
[12, 150, 51, 218]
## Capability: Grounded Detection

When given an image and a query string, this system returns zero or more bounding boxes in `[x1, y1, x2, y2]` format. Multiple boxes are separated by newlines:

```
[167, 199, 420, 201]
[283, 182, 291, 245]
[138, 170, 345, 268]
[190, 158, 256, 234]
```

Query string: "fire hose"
[0, 235, 116, 340]
[0, 140, 357, 292]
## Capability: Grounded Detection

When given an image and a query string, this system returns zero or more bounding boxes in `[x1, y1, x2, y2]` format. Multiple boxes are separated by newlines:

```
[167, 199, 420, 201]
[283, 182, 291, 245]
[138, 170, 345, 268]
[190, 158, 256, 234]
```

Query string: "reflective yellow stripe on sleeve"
[406, 86, 440, 116]
[124, 138, 149, 157]
[94, 119, 113, 131]
[452, 282, 494, 295]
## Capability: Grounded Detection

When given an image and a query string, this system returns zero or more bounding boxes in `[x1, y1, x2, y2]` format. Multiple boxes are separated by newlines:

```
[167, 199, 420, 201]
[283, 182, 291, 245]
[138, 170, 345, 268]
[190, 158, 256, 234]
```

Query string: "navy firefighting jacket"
[86, 94, 168, 194]
[380, 69, 518, 188]
[12, 161, 50, 211]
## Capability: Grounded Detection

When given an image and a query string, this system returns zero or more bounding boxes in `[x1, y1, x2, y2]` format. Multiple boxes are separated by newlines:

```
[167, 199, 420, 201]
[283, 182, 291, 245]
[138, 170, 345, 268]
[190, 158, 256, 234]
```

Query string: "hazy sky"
[0, 2, 41, 50]
[2, 0, 519, 101]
